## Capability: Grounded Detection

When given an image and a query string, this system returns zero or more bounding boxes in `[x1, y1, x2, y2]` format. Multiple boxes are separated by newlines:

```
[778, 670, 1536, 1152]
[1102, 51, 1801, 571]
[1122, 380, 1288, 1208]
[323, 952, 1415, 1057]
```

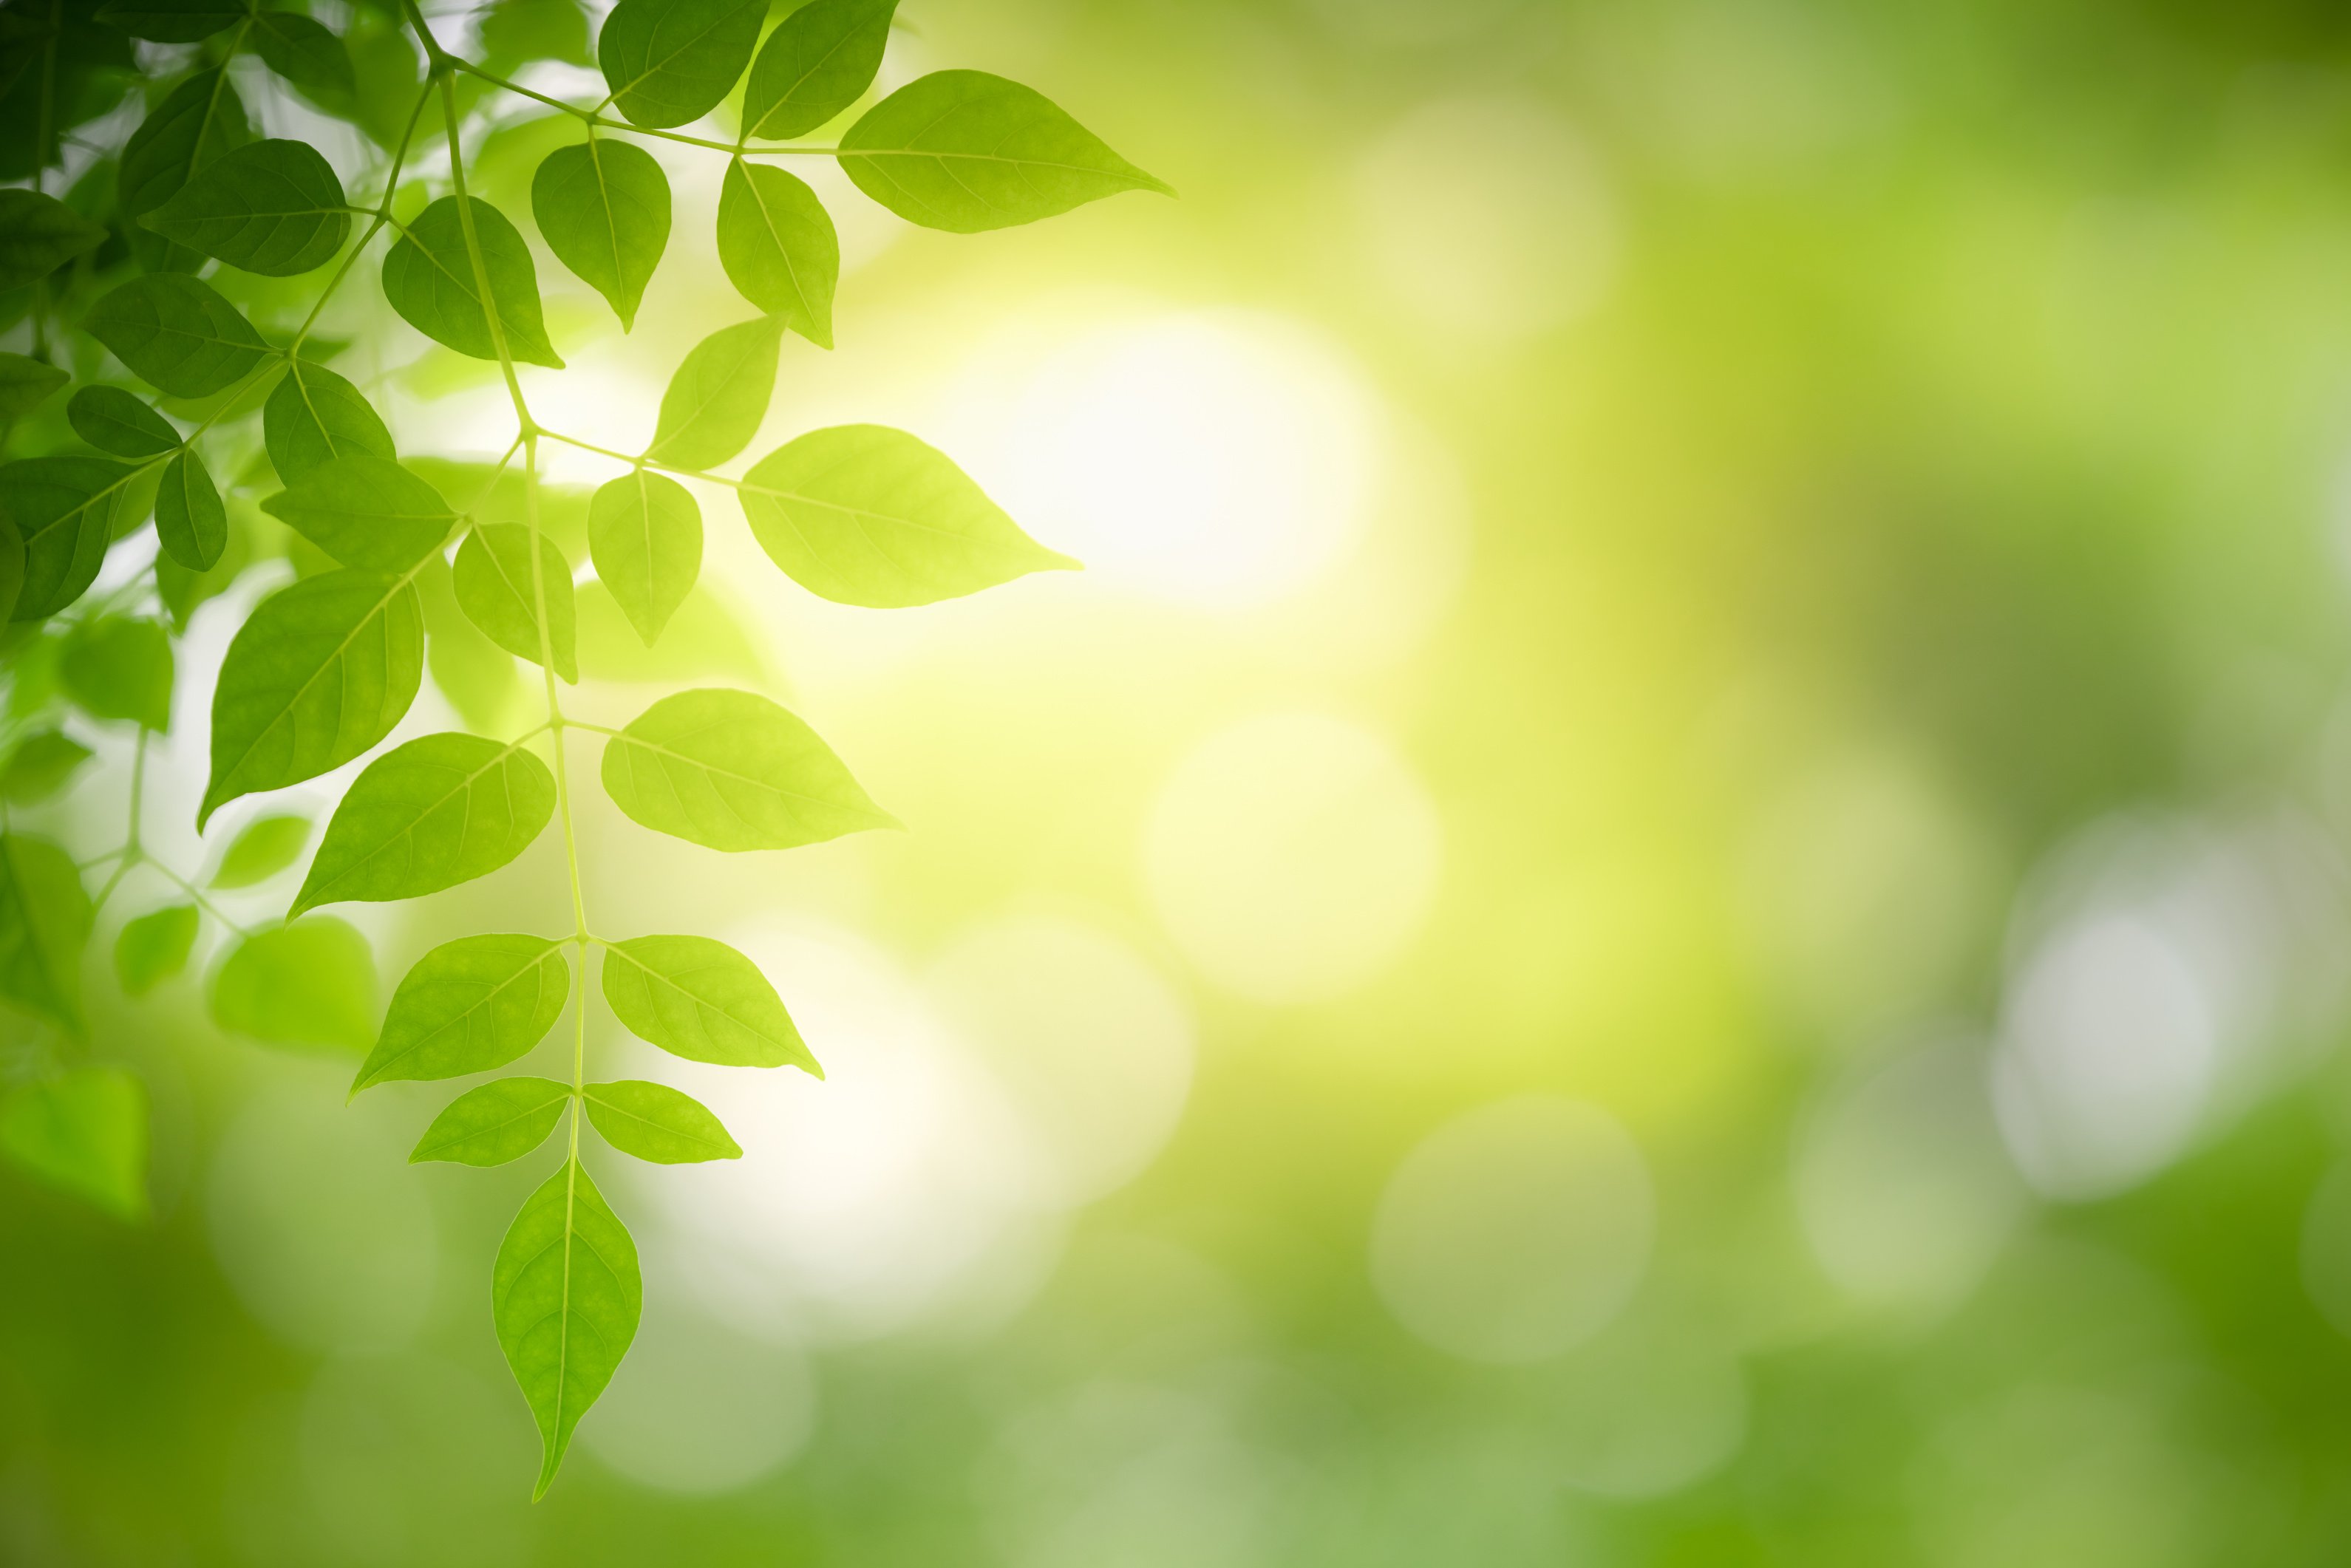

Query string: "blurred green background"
[21, 0, 2351, 1561]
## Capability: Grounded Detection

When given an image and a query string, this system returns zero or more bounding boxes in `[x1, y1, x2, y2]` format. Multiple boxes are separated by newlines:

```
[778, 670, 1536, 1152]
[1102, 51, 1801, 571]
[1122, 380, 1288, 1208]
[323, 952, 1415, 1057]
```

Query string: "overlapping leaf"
[0, 355, 69, 417]
[148, 139, 353, 276]
[155, 448, 226, 570]
[0, 456, 127, 621]
[85, 273, 273, 398]
[263, 357, 395, 483]
[454, 524, 578, 682]
[261, 454, 455, 570]
[532, 139, 669, 330]
[596, 0, 763, 129]
[251, 11, 355, 100]
[0, 190, 109, 290]
[383, 195, 564, 368]
[119, 67, 250, 216]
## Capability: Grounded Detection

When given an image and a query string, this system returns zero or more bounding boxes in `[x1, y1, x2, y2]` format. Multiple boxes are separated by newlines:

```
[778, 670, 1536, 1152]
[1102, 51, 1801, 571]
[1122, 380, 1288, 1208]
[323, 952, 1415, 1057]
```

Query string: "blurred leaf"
[95, 0, 242, 41]
[0, 353, 69, 416]
[716, 159, 834, 347]
[583, 1078, 739, 1162]
[200, 569, 424, 828]
[382, 195, 564, 369]
[405, 457, 592, 559]
[248, 11, 355, 100]
[0, 189, 109, 290]
[263, 358, 395, 484]
[154, 448, 226, 570]
[415, 551, 527, 732]
[0, 1068, 145, 1219]
[588, 470, 699, 647]
[0, 834, 92, 1033]
[494, 1156, 639, 1499]
[114, 902, 197, 994]
[348, 10, 424, 148]
[59, 617, 172, 730]
[644, 314, 780, 471]
[840, 70, 1170, 233]
[353, 933, 568, 1092]
[740, 423, 1075, 607]
[600, 686, 894, 851]
[576, 579, 767, 686]
[600, 932, 817, 1071]
[119, 68, 250, 217]
[1, 456, 127, 620]
[1, 730, 92, 804]
[455, 523, 576, 682]
[148, 139, 352, 276]
[531, 139, 668, 331]
[210, 813, 309, 889]
[157, 489, 261, 630]
[741, 0, 894, 141]
[411, 1075, 571, 1165]
[67, 385, 178, 457]
[596, 0, 763, 129]
[85, 273, 272, 398]
[210, 916, 377, 1050]
[261, 454, 454, 570]
[293, 732, 554, 914]
[480, 0, 591, 69]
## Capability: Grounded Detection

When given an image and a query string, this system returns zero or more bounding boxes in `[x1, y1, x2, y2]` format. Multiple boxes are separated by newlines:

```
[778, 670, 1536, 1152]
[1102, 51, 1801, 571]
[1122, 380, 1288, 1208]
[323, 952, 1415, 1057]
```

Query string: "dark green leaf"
[59, 617, 172, 730]
[588, 469, 698, 645]
[495, 1156, 639, 1499]
[200, 568, 425, 828]
[85, 273, 273, 398]
[0, 835, 92, 1033]
[382, 194, 564, 369]
[411, 1076, 571, 1165]
[531, 139, 669, 331]
[147, 138, 352, 276]
[1, 731, 92, 804]
[741, 0, 895, 141]
[454, 523, 577, 683]
[115, 903, 197, 995]
[740, 423, 1075, 606]
[96, 0, 243, 41]
[293, 732, 555, 915]
[644, 314, 780, 471]
[210, 813, 309, 889]
[0, 1068, 146, 1220]
[840, 69, 1170, 233]
[260, 454, 455, 570]
[584, 1078, 740, 1162]
[596, 0, 763, 129]
[263, 357, 395, 483]
[250, 11, 355, 99]
[354, 933, 568, 1092]
[716, 158, 835, 347]
[480, 0, 592, 69]
[67, 385, 179, 457]
[601, 686, 893, 851]
[0, 455, 129, 620]
[154, 447, 226, 570]
[0, 353, 69, 417]
[210, 916, 377, 1051]
[119, 68, 251, 217]
[0, 189, 109, 291]
[600, 933, 817, 1071]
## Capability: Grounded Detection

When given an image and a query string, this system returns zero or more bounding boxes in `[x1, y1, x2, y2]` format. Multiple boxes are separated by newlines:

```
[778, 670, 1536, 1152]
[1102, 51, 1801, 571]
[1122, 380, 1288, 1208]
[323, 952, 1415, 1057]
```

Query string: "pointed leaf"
[1, 732, 92, 805]
[211, 916, 377, 1050]
[0, 189, 109, 290]
[600, 933, 816, 1071]
[532, 138, 669, 331]
[494, 1157, 640, 1499]
[412, 1076, 572, 1165]
[716, 158, 835, 347]
[155, 447, 227, 570]
[584, 1079, 740, 1162]
[741, 0, 896, 142]
[250, 11, 355, 99]
[0, 835, 92, 1034]
[115, 903, 198, 995]
[147, 138, 353, 276]
[355, 934, 569, 1091]
[588, 469, 699, 645]
[740, 423, 1075, 606]
[59, 617, 172, 731]
[120, 68, 251, 217]
[600, 686, 895, 851]
[383, 195, 563, 369]
[293, 732, 556, 915]
[210, 813, 309, 889]
[97, 0, 244, 41]
[0, 456, 128, 620]
[200, 568, 426, 827]
[263, 357, 395, 483]
[67, 385, 178, 456]
[644, 314, 780, 471]
[454, 523, 576, 682]
[260, 454, 455, 570]
[596, 0, 764, 129]
[0, 1068, 146, 1220]
[86, 273, 273, 398]
[0, 354, 69, 417]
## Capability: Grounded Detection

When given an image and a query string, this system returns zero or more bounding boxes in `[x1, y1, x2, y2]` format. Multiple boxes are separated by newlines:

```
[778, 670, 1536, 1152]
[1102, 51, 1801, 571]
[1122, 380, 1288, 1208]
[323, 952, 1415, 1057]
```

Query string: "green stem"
[450, 60, 839, 158]
[535, 428, 744, 488]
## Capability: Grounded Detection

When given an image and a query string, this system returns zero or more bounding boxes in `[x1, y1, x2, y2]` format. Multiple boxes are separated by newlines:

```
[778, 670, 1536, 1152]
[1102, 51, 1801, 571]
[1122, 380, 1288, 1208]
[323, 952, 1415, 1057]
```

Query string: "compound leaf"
[494, 1157, 639, 1499]
[354, 934, 568, 1092]
[59, 617, 172, 731]
[261, 454, 455, 570]
[250, 10, 356, 100]
[644, 314, 780, 471]
[532, 138, 669, 331]
[210, 813, 309, 889]
[67, 385, 178, 456]
[263, 357, 395, 483]
[600, 686, 895, 851]
[411, 1076, 571, 1165]
[0, 456, 128, 621]
[155, 447, 227, 570]
[454, 524, 576, 682]
[85, 273, 273, 398]
[583, 1078, 739, 1162]
[211, 916, 377, 1051]
[147, 138, 352, 276]
[588, 469, 699, 645]
[0, 835, 92, 1034]
[120, 68, 251, 217]
[0, 354, 69, 417]
[596, 0, 763, 129]
[383, 195, 564, 369]
[115, 903, 197, 995]
[741, 0, 895, 142]
[716, 158, 835, 347]
[0, 1068, 146, 1221]
[600, 933, 816, 1071]
[1, 732, 92, 805]
[293, 732, 555, 916]
[0, 189, 109, 290]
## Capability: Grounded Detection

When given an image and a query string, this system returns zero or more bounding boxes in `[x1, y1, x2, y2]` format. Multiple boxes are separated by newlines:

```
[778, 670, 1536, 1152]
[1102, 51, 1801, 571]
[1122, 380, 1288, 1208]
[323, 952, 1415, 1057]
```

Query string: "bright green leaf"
[59, 617, 172, 730]
[154, 447, 227, 570]
[382, 194, 565, 369]
[600, 933, 817, 1071]
[1, 731, 93, 804]
[584, 1078, 740, 1162]
[67, 384, 178, 456]
[412, 1076, 571, 1165]
[260, 454, 455, 571]
[531, 139, 669, 331]
[250, 11, 356, 100]
[740, 423, 1076, 607]
[454, 523, 577, 683]
[600, 686, 895, 851]
[588, 468, 699, 645]
[0, 835, 92, 1034]
[644, 314, 780, 471]
[494, 1156, 639, 1499]
[355, 933, 568, 1093]
[115, 903, 197, 995]
[0, 1068, 146, 1221]
[0, 354, 69, 417]
[715, 158, 835, 347]
[293, 732, 556, 916]
[211, 916, 377, 1051]
[210, 813, 310, 889]
[741, 0, 896, 141]
[120, 68, 251, 217]
[596, 0, 764, 129]
[263, 356, 395, 483]
[147, 138, 353, 276]
[0, 189, 109, 291]
[85, 273, 273, 398]
[0, 456, 128, 621]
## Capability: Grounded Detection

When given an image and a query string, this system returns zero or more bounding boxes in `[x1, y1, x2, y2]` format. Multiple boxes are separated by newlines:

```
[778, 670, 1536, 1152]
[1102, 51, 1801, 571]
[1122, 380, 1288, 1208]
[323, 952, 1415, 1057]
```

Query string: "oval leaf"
[85, 273, 273, 398]
[2, 732, 94, 805]
[716, 159, 836, 347]
[382, 195, 565, 369]
[600, 933, 816, 1071]
[644, 314, 781, 471]
[0, 1068, 146, 1221]
[411, 1076, 571, 1165]
[532, 138, 670, 331]
[0, 189, 109, 291]
[263, 357, 395, 483]
[453, 523, 577, 682]
[583, 1079, 740, 1163]
[741, 0, 896, 142]
[67, 385, 179, 457]
[59, 618, 172, 731]
[0, 456, 128, 621]
[115, 904, 198, 996]
[599, 686, 895, 851]
[354, 933, 569, 1092]
[588, 469, 700, 646]
[119, 68, 251, 217]
[210, 916, 378, 1051]
[596, 0, 764, 129]
[0, 835, 92, 1034]
[261, 453, 455, 570]
[251, 11, 356, 100]
[293, 732, 556, 916]
[155, 447, 227, 570]
[209, 813, 309, 889]
[147, 138, 352, 276]
[495, 1158, 639, 1499]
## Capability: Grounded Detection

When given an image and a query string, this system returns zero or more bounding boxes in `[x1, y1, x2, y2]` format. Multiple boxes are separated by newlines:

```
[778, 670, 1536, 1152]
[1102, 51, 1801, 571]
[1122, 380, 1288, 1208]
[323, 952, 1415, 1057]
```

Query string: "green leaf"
[601, 686, 895, 852]
[211, 916, 378, 1051]
[454, 524, 577, 683]
[417, 551, 528, 733]
[115, 903, 198, 995]
[600, 933, 817, 1071]
[147, 138, 353, 276]
[588, 469, 699, 645]
[531, 139, 669, 332]
[200, 568, 426, 828]
[0, 189, 109, 291]
[263, 357, 395, 483]
[67, 384, 179, 457]
[0, 353, 69, 417]
[584, 1079, 740, 1162]
[839, 70, 1171, 234]
[644, 314, 780, 471]
[382, 194, 565, 369]
[355, 935, 568, 1092]
[1, 731, 93, 804]
[480, 0, 593, 69]
[0, 835, 92, 1034]
[59, 617, 172, 730]
[0, 456, 129, 621]
[412, 1076, 572, 1165]
[715, 159, 835, 348]
[292, 732, 556, 916]
[260, 454, 455, 571]
[739, 423, 1076, 607]
[120, 68, 251, 217]
[0, 1068, 146, 1221]
[494, 1156, 639, 1499]
[596, 0, 764, 129]
[210, 813, 310, 889]
[85, 273, 273, 398]
[154, 447, 226, 570]
[741, 0, 896, 142]
[250, 11, 356, 100]
[97, 0, 243, 41]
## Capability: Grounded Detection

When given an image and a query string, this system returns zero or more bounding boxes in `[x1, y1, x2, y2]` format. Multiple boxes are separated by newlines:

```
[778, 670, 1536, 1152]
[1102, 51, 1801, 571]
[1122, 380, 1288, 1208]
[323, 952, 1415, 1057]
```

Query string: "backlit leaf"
[583, 1078, 739, 1162]
[383, 195, 565, 369]
[67, 384, 178, 456]
[0, 835, 92, 1033]
[114, 903, 197, 995]
[0, 189, 109, 290]
[0, 456, 128, 620]
[532, 138, 669, 331]
[293, 732, 556, 916]
[154, 447, 226, 570]
[412, 1076, 571, 1165]
[211, 916, 377, 1051]
[741, 0, 895, 142]
[600, 933, 817, 1071]
[263, 357, 395, 483]
[480, 0, 592, 69]
[455, 523, 577, 682]
[250, 11, 355, 100]
[260, 454, 455, 570]
[119, 68, 250, 217]
[0, 1068, 146, 1220]
[0, 353, 69, 417]
[644, 314, 780, 471]
[85, 273, 273, 398]
[596, 0, 763, 129]
[210, 813, 309, 889]
[600, 686, 895, 851]
[715, 158, 835, 347]
[147, 138, 352, 276]
[494, 1157, 639, 1499]
[588, 469, 699, 645]
[1, 732, 92, 804]
[96, 0, 243, 41]
[354, 934, 568, 1091]
[59, 617, 172, 730]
